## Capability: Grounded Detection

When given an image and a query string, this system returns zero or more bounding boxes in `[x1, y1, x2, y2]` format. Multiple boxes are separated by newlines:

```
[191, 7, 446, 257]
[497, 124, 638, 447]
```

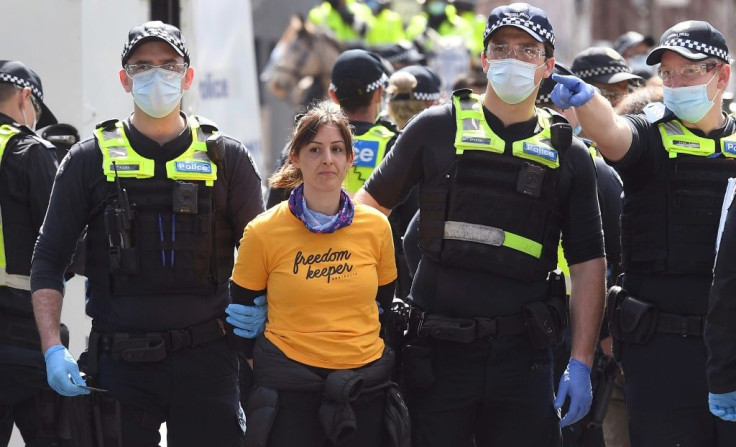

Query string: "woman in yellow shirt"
[228, 101, 406, 446]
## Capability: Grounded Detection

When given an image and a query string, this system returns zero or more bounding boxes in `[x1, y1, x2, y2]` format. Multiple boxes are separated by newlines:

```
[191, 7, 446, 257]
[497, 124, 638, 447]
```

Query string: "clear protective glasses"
[487, 42, 546, 63]
[657, 61, 722, 85]
[124, 63, 188, 80]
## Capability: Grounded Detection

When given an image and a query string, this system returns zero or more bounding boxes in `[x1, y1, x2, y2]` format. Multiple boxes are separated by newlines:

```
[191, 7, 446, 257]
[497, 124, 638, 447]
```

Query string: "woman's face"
[291, 123, 353, 193]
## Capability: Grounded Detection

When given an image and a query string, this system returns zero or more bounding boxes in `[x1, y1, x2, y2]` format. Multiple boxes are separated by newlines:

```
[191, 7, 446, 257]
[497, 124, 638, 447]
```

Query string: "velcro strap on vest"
[656, 312, 703, 337]
[94, 318, 227, 362]
[411, 312, 527, 343]
[443, 221, 543, 258]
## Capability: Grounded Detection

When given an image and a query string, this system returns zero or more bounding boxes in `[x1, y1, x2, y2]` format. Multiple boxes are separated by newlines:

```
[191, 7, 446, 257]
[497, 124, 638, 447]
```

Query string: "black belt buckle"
[474, 317, 498, 340]
[166, 328, 193, 351]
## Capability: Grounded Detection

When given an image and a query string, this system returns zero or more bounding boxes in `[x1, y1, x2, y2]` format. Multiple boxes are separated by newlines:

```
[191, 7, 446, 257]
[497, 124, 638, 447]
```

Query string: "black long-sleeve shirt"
[0, 113, 58, 316]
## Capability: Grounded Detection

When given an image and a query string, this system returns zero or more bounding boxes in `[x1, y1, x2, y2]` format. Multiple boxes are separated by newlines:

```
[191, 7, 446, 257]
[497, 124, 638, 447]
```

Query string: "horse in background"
[261, 15, 344, 108]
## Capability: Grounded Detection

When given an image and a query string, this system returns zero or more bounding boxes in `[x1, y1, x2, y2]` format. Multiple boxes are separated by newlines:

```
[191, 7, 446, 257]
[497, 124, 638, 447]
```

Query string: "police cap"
[646, 20, 731, 65]
[330, 49, 389, 100]
[572, 47, 643, 85]
[0, 60, 58, 128]
[483, 2, 555, 49]
[121, 21, 190, 67]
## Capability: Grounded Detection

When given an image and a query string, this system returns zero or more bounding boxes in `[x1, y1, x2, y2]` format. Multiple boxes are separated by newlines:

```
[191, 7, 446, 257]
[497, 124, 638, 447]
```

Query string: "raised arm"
[552, 74, 633, 162]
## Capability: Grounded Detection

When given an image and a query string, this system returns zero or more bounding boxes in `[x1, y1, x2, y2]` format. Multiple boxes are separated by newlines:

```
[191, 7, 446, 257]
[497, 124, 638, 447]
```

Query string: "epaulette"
[31, 135, 56, 150]
[375, 118, 399, 134]
[452, 88, 473, 99]
[642, 102, 674, 124]
[95, 119, 118, 131]
[192, 115, 219, 134]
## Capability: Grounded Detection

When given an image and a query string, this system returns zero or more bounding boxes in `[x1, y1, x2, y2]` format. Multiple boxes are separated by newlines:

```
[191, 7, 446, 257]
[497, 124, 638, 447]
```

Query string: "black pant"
[96, 337, 244, 446]
[0, 344, 67, 447]
[404, 335, 560, 447]
[266, 388, 386, 447]
[620, 334, 736, 446]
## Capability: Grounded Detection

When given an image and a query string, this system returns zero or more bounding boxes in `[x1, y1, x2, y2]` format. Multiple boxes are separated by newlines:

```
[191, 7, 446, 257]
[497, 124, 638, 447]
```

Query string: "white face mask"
[130, 68, 184, 118]
[487, 58, 544, 104]
[663, 71, 719, 123]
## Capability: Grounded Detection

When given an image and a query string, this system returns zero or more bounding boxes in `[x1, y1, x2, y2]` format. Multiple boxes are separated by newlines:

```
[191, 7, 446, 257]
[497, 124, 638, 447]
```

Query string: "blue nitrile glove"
[554, 358, 593, 427]
[709, 391, 736, 421]
[551, 74, 596, 109]
[44, 344, 90, 397]
[225, 295, 267, 339]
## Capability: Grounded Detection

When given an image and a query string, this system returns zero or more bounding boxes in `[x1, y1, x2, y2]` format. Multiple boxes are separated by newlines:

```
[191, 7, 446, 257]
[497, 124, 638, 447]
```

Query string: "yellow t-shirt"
[232, 201, 397, 369]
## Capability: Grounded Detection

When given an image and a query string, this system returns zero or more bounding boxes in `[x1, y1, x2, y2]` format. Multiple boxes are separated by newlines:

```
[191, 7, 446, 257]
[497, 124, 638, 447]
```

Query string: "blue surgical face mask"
[427, 1, 445, 16]
[663, 71, 719, 123]
[130, 68, 184, 118]
[487, 58, 543, 104]
[573, 124, 582, 136]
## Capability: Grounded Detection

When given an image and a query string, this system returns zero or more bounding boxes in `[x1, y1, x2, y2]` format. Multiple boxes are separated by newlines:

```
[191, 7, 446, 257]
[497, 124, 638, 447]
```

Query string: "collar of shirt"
[123, 111, 193, 162]
[482, 105, 540, 142]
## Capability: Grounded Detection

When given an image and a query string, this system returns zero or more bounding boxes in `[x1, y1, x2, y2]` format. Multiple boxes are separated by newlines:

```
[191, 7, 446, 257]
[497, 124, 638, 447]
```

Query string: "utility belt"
[89, 317, 227, 364]
[408, 297, 566, 349]
[608, 286, 703, 345]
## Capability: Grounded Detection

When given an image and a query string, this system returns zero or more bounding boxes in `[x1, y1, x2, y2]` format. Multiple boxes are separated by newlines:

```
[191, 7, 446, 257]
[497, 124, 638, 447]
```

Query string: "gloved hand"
[709, 391, 736, 421]
[44, 345, 90, 397]
[226, 295, 267, 339]
[551, 74, 596, 109]
[554, 358, 592, 427]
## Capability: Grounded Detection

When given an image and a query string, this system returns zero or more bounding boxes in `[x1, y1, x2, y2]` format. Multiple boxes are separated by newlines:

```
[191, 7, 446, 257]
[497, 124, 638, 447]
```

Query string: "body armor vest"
[418, 92, 565, 282]
[85, 116, 235, 297]
[344, 124, 395, 195]
[621, 119, 736, 275]
[0, 125, 33, 290]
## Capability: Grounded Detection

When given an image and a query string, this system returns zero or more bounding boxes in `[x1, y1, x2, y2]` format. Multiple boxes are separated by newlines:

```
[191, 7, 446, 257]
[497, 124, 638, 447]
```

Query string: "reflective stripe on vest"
[0, 124, 31, 290]
[453, 93, 560, 169]
[344, 124, 394, 194]
[659, 119, 736, 158]
[95, 116, 218, 186]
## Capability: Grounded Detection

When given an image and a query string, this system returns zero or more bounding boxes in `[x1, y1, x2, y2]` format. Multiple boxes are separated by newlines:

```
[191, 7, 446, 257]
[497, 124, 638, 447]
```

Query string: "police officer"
[0, 60, 62, 446]
[552, 19, 736, 446]
[307, 0, 375, 47]
[612, 31, 655, 79]
[571, 47, 644, 110]
[365, 0, 406, 46]
[31, 21, 264, 445]
[355, 3, 606, 445]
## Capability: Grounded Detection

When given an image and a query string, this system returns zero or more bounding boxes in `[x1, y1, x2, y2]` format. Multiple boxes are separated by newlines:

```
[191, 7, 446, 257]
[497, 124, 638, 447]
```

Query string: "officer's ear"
[182, 66, 195, 91]
[119, 69, 133, 93]
[542, 57, 555, 78]
[716, 62, 731, 91]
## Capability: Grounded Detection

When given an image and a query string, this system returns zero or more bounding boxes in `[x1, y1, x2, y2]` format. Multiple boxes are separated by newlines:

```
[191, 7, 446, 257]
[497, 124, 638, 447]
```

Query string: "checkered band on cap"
[484, 16, 555, 47]
[414, 91, 441, 101]
[663, 37, 730, 61]
[574, 64, 632, 80]
[536, 92, 552, 105]
[330, 73, 389, 93]
[121, 28, 190, 62]
[0, 72, 43, 101]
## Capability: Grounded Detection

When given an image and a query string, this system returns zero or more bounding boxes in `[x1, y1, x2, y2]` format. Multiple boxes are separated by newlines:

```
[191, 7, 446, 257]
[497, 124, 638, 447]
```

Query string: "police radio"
[104, 161, 138, 273]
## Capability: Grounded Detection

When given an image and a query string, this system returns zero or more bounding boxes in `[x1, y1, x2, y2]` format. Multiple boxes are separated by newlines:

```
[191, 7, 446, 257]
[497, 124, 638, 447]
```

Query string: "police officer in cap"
[355, 3, 606, 445]
[0, 60, 64, 446]
[31, 21, 264, 445]
[552, 19, 736, 445]
[571, 47, 643, 109]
